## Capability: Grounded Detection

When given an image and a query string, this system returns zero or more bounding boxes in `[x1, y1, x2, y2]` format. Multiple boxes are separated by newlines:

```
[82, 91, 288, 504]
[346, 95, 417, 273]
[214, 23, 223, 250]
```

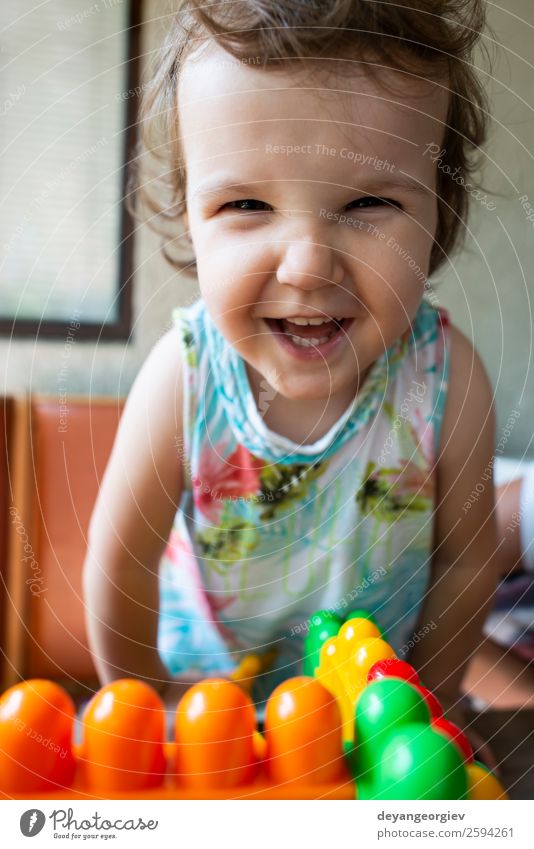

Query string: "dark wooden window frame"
[0, 0, 141, 341]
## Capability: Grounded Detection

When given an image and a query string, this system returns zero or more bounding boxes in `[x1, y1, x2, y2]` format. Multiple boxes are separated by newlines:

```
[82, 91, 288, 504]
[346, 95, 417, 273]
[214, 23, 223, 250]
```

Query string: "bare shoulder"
[439, 322, 495, 463]
[123, 325, 185, 426]
[113, 325, 185, 469]
[433, 320, 497, 560]
[412, 324, 500, 704]
[88, 324, 185, 542]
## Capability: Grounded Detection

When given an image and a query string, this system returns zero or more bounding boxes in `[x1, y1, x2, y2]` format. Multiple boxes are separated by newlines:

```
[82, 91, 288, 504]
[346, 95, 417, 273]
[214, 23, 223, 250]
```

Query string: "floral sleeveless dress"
[158, 297, 450, 702]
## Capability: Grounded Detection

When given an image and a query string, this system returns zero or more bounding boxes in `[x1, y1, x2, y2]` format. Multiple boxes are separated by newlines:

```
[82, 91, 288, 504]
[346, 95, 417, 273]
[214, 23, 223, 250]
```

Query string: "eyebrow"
[361, 172, 434, 196]
[190, 178, 268, 202]
[190, 172, 434, 202]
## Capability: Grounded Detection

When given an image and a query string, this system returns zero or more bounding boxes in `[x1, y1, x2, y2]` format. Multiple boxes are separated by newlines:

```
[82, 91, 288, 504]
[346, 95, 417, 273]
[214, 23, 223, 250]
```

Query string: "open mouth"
[264, 317, 351, 349]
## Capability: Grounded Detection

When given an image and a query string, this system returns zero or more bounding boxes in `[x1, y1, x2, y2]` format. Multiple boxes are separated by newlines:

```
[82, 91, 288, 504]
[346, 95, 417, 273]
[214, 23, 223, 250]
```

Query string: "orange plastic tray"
[3, 743, 354, 800]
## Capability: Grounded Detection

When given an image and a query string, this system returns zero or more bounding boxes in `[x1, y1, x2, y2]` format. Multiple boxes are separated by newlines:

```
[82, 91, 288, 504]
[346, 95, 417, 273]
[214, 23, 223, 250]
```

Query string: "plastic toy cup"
[0, 679, 76, 793]
[265, 676, 347, 784]
[174, 679, 257, 789]
[80, 679, 166, 792]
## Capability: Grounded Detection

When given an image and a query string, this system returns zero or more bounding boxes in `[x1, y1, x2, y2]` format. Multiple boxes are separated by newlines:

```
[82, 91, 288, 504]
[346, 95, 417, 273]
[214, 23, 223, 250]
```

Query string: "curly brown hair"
[132, 0, 491, 277]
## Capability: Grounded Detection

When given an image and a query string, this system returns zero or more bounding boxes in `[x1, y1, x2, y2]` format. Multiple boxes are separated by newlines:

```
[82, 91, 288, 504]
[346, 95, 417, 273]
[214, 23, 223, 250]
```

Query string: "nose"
[276, 236, 345, 290]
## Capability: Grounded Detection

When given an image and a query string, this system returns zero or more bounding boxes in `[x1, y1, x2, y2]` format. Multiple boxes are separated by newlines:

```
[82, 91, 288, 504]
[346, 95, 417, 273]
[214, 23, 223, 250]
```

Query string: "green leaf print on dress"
[196, 511, 260, 575]
[355, 402, 434, 574]
[256, 459, 328, 520]
[194, 445, 329, 572]
[356, 459, 432, 520]
[356, 401, 434, 519]
[182, 327, 197, 368]
[173, 310, 197, 368]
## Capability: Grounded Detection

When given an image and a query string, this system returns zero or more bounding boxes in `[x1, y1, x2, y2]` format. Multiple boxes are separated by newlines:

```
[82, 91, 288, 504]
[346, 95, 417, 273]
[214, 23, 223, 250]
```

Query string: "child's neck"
[245, 362, 370, 445]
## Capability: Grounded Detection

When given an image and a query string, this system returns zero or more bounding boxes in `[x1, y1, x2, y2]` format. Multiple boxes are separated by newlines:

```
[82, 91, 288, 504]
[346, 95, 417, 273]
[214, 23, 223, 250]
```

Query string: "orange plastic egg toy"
[265, 676, 347, 784]
[80, 679, 166, 792]
[0, 679, 76, 794]
[174, 678, 257, 788]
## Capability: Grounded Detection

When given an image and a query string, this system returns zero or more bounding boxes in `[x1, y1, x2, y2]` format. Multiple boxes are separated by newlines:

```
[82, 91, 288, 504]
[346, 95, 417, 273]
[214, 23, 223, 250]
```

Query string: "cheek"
[365, 225, 432, 295]
[197, 238, 266, 295]
[361, 268, 425, 337]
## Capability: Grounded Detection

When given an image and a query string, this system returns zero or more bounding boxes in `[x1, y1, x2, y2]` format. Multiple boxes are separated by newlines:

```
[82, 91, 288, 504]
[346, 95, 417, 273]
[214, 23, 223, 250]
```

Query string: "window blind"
[0, 0, 131, 325]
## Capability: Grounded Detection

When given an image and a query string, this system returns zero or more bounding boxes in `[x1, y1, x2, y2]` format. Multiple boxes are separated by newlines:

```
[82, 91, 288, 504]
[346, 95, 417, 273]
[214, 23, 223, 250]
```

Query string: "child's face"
[179, 43, 448, 406]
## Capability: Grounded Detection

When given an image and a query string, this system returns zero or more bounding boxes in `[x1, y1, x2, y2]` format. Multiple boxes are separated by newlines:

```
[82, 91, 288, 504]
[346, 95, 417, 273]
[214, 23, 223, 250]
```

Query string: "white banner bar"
[1, 799, 530, 848]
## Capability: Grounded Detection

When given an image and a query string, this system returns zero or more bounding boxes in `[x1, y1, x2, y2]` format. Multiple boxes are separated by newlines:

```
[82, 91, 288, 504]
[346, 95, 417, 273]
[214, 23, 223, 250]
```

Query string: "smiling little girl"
[83, 0, 498, 730]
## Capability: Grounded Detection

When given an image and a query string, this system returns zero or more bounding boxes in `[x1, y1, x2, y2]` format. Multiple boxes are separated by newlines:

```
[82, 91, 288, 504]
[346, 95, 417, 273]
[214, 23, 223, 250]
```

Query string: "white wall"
[2, 1, 533, 456]
[434, 0, 534, 457]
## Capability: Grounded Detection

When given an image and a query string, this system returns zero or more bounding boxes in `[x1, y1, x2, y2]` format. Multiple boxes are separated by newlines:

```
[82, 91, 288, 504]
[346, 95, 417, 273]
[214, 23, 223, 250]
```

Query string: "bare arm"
[410, 324, 500, 717]
[82, 327, 188, 698]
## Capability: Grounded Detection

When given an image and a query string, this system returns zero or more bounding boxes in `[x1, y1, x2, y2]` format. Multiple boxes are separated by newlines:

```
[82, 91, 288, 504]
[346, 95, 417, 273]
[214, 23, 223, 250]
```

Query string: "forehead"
[178, 41, 448, 186]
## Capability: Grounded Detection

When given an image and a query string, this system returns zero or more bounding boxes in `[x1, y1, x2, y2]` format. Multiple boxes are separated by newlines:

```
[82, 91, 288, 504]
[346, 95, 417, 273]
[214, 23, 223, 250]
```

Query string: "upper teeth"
[286, 316, 342, 325]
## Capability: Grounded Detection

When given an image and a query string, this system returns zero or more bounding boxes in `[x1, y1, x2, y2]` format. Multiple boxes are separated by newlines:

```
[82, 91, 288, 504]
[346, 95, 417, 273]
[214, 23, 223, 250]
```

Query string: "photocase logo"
[258, 369, 280, 418]
[20, 809, 46, 837]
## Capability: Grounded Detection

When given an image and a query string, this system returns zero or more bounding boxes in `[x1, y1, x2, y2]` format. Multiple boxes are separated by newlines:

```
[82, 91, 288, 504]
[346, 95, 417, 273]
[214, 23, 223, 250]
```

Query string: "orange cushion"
[26, 399, 123, 679]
